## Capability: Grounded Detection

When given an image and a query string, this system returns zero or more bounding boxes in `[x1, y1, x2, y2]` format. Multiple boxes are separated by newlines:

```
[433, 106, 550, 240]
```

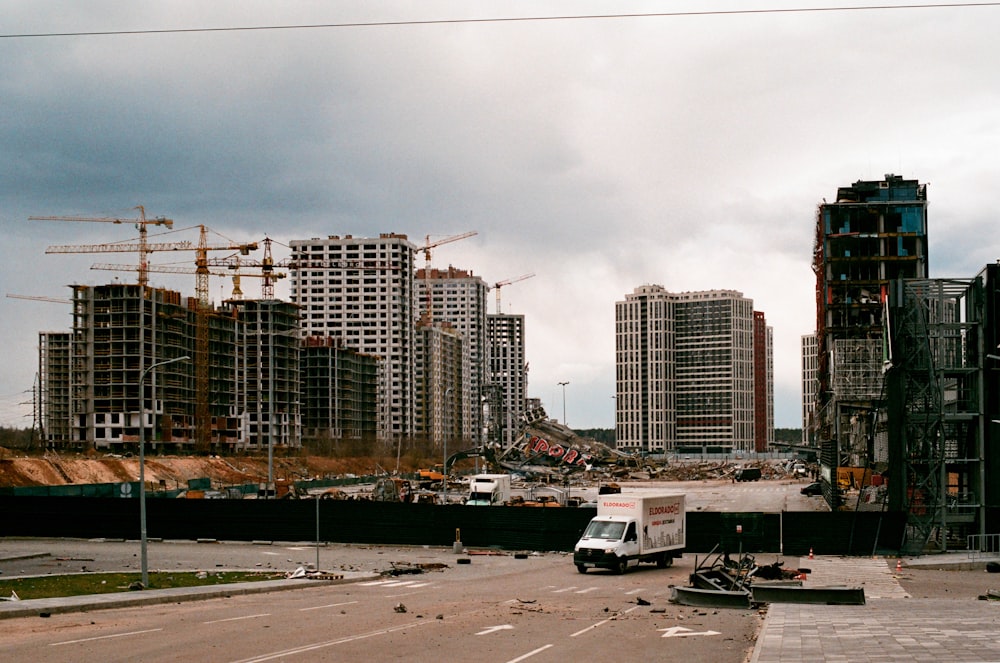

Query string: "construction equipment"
[91, 262, 281, 300]
[6, 294, 72, 304]
[417, 231, 477, 322]
[207, 236, 285, 299]
[31, 206, 174, 288]
[492, 273, 535, 313]
[46, 224, 257, 452]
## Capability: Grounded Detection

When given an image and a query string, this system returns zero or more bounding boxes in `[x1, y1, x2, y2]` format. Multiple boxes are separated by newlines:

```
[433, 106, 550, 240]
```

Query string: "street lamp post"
[139, 355, 189, 588]
[558, 381, 569, 426]
[442, 387, 453, 504]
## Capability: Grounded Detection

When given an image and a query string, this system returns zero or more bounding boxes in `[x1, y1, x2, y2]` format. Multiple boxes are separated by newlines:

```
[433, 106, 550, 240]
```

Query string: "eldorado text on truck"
[573, 493, 685, 574]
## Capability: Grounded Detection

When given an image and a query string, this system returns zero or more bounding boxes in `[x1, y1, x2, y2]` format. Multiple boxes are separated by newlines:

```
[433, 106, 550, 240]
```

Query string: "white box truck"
[573, 493, 685, 574]
[466, 474, 512, 506]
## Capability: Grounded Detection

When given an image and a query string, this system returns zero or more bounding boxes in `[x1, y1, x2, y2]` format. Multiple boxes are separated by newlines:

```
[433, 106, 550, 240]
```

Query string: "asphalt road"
[0, 540, 761, 663]
[0, 480, 820, 662]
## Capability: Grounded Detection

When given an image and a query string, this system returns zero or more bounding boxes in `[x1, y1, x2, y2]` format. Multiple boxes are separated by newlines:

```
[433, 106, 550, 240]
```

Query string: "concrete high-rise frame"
[227, 299, 302, 453]
[67, 284, 199, 451]
[38, 331, 72, 447]
[487, 313, 527, 448]
[288, 234, 417, 444]
[615, 285, 772, 455]
[415, 266, 488, 445]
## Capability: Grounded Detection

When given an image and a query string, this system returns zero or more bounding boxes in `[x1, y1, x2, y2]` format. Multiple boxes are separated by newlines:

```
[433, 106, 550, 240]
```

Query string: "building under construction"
[223, 299, 302, 454]
[62, 284, 202, 451]
[37, 282, 384, 454]
[812, 174, 1000, 551]
[813, 174, 928, 478]
[300, 335, 378, 448]
[884, 267, 1000, 552]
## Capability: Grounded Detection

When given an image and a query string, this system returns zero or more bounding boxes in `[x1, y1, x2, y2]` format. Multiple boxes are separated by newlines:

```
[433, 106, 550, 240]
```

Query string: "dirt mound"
[0, 453, 403, 488]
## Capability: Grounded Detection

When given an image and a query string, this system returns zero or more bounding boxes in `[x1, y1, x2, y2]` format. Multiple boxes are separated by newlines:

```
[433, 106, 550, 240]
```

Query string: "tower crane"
[492, 273, 535, 313]
[30, 206, 173, 288]
[206, 237, 286, 299]
[45, 224, 257, 452]
[417, 231, 477, 322]
[90, 262, 283, 300]
[6, 293, 73, 305]
[47, 224, 256, 305]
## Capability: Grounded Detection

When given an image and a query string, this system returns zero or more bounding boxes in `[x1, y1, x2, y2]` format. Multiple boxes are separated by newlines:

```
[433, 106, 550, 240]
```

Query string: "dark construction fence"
[0, 497, 907, 556]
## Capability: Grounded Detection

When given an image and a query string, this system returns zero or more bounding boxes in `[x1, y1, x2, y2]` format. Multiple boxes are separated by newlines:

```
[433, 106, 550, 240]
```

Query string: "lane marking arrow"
[476, 624, 514, 636]
[659, 626, 720, 638]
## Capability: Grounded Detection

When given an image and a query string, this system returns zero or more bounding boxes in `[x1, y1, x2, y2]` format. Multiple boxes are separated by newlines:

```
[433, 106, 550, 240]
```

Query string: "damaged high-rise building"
[812, 174, 928, 469]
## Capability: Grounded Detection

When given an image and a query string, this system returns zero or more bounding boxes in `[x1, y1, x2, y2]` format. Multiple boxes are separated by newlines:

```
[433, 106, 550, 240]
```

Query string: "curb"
[0, 573, 379, 620]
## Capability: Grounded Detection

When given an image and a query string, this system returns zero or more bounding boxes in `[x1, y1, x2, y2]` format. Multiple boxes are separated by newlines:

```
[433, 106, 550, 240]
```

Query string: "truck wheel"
[656, 554, 673, 569]
[576, 564, 587, 574]
[616, 558, 628, 575]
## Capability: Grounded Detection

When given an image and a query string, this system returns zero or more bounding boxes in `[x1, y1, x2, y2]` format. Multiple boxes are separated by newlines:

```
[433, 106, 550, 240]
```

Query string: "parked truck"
[466, 473, 512, 506]
[573, 493, 685, 574]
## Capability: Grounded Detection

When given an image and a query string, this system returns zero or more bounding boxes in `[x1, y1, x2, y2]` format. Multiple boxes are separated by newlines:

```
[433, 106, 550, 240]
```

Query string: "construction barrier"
[0, 497, 910, 555]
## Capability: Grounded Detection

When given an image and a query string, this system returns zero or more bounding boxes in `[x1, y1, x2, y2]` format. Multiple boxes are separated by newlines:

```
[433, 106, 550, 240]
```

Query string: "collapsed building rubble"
[670, 545, 865, 609]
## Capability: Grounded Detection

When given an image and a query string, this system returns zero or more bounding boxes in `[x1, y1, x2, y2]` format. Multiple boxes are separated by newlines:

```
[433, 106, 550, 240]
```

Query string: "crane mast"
[417, 231, 477, 322]
[492, 273, 535, 313]
[43, 220, 258, 453]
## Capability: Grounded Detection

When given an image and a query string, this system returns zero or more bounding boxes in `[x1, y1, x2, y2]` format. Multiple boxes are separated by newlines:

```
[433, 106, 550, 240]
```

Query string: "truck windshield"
[583, 520, 626, 540]
[470, 492, 492, 502]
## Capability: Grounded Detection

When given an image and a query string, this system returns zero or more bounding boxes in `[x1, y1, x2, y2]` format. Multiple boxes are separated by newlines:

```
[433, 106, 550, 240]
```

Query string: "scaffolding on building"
[886, 277, 986, 553]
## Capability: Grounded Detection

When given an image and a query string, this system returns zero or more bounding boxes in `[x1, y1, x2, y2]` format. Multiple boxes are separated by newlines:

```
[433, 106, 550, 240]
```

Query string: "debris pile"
[670, 545, 864, 609]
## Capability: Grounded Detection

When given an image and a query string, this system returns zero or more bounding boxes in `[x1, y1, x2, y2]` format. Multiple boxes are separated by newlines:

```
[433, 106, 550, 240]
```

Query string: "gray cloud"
[2, 2, 1000, 428]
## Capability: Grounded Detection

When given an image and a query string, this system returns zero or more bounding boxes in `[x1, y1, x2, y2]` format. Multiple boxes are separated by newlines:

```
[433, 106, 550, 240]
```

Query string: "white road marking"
[228, 618, 436, 663]
[574, 587, 599, 594]
[570, 605, 639, 637]
[505, 644, 553, 662]
[299, 600, 358, 612]
[476, 624, 514, 636]
[204, 613, 270, 624]
[50, 628, 163, 646]
[552, 586, 577, 593]
[659, 626, 720, 638]
[624, 588, 646, 595]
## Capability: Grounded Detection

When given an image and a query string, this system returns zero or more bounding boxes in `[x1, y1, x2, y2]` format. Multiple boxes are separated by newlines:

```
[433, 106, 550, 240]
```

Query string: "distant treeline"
[0, 426, 35, 451]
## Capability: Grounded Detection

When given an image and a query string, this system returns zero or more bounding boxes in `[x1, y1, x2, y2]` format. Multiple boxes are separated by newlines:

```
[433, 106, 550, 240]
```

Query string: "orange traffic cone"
[809, 547, 814, 560]
[895, 559, 902, 573]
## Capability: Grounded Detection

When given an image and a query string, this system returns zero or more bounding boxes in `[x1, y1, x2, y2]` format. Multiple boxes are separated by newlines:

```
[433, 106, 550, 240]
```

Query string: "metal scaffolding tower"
[886, 277, 986, 553]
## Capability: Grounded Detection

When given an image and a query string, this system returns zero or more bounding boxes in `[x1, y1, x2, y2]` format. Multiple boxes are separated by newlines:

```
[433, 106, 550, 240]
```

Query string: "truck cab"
[466, 473, 511, 506]
[574, 516, 641, 574]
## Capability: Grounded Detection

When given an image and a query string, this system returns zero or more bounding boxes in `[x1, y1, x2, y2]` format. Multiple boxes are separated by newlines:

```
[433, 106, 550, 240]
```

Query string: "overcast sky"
[2, 1, 999, 431]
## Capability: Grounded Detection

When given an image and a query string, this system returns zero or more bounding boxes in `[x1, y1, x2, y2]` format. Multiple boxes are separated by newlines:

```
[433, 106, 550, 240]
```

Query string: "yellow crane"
[207, 236, 286, 299]
[90, 262, 283, 300]
[6, 293, 72, 305]
[418, 231, 477, 322]
[30, 206, 174, 288]
[492, 273, 535, 314]
[45, 224, 256, 305]
[44, 223, 258, 452]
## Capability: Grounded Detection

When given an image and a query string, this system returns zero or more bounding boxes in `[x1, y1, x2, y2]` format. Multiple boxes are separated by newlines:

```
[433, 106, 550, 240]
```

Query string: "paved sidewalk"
[750, 554, 1000, 662]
